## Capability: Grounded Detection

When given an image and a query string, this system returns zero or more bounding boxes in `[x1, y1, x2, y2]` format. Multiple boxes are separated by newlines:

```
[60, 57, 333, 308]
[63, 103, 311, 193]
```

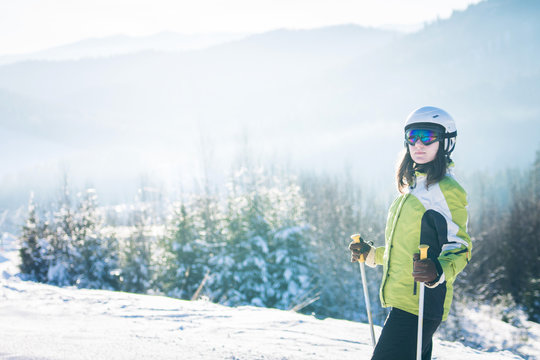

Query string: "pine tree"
[120, 205, 154, 294]
[72, 189, 121, 290]
[264, 180, 314, 311]
[158, 202, 210, 299]
[231, 194, 271, 306]
[267, 225, 312, 310]
[192, 192, 223, 301]
[19, 194, 49, 282]
[206, 168, 270, 306]
[208, 167, 317, 310]
[47, 182, 77, 286]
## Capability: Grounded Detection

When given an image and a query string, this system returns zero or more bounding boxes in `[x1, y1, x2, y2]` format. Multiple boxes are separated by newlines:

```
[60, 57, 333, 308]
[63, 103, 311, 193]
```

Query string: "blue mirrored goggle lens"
[405, 129, 441, 145]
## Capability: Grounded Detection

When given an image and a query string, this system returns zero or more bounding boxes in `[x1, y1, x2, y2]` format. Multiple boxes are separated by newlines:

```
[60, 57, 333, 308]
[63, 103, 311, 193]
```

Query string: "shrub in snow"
[460, 150, 540, 322]
[299, 173, 387, 323]
[438, 296, 530, 356]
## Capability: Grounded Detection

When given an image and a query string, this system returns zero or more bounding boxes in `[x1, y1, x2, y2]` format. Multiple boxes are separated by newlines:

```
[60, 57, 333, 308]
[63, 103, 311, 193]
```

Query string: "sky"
[0, 0, 483, 56]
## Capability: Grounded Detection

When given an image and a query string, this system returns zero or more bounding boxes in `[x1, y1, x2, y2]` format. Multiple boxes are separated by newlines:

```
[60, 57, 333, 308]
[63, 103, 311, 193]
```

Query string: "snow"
[0, 233, 536, 360]
[441, 302, 540, 358]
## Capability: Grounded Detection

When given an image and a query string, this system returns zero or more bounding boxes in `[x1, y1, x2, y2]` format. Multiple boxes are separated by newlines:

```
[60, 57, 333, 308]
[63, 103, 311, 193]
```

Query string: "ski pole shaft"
[351, 234, 376, 348]
[416, 244, 429, 360]
[359, 259, 376, 348]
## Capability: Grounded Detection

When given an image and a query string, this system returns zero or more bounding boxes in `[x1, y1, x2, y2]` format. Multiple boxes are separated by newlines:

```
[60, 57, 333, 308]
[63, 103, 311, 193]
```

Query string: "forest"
[17, 147, 540, 334]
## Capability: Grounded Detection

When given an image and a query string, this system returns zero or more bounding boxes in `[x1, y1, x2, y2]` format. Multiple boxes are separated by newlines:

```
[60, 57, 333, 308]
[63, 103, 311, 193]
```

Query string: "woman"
[349, 106, 472, 360]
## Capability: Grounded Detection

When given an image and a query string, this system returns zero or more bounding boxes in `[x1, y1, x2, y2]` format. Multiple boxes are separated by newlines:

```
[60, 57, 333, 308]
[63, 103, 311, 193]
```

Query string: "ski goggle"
[405, 129, 442, 146]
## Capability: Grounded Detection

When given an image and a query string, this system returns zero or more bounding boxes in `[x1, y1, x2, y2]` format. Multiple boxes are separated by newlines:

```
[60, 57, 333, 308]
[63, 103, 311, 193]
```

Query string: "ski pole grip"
[418, 244, 429, 260]
[350, 234, 366, 263]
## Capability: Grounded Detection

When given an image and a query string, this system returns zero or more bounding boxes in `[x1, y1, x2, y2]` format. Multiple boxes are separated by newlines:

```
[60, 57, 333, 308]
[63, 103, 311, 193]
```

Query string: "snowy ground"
[0, 233, 537, 360]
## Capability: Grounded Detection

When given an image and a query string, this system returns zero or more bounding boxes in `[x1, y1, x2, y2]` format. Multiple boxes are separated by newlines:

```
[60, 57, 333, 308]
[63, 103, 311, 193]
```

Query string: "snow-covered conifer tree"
[209, 167, 315, 310]
[158, 202, 212, 299]
[120, 200, 155, 294]
[264, 181, 313, 310]
[207, 168, 270, 306]
[47, 182, 77, 286]
[19, 193, 49, 282]
[72, 189, 120, 290]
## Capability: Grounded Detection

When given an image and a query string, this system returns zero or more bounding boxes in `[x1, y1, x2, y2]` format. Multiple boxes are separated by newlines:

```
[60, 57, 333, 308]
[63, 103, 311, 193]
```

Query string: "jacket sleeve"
[364, 246, 385, 268]
[436, 185, 471, 284]
[375, 246, 386, 266]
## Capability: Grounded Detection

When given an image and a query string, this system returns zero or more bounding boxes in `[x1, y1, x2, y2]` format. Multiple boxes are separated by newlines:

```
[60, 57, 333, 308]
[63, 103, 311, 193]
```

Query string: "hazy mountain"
[1, 0, 539, 206]
[0, 24, 401, 147]
[0, 32, 249, 65]
[286, 0, 540, 168]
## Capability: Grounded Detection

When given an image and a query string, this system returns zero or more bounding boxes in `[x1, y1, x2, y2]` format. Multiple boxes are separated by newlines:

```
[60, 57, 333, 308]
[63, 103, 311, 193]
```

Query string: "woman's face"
[408, 140, 439, 164]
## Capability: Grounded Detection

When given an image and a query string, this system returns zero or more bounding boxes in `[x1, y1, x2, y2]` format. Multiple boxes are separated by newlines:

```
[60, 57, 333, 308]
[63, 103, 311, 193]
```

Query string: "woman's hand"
[348, 240, 373, 263]
[412, 253, 438, 283]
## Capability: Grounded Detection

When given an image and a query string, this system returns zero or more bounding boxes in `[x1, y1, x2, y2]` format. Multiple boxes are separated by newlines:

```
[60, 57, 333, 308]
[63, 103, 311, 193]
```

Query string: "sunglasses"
[405, 129, 442, 146]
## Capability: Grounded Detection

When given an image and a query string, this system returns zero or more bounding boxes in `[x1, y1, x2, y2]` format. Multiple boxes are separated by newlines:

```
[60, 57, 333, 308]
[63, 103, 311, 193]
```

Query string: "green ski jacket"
[369, 171, 471, 321]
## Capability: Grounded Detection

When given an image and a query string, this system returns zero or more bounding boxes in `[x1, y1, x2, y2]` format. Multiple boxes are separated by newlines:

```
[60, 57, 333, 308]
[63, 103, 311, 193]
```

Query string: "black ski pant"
[371, 307, 441, 360]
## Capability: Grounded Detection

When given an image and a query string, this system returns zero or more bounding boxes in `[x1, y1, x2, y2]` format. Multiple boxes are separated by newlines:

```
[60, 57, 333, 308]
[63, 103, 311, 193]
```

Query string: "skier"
[348, 106, 472, 360]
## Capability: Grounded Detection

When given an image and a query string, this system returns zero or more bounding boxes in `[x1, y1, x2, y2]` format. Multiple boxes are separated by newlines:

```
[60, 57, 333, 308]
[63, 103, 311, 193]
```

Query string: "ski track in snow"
[0, 234, 533, 360]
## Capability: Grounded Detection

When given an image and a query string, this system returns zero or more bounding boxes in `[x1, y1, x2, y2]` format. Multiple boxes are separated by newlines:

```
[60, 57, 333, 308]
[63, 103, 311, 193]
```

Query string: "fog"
[1, 0, 539, 208]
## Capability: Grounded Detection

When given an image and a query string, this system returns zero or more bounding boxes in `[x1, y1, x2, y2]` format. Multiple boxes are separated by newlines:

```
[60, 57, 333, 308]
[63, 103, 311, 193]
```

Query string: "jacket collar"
[410, 161, 455, 189]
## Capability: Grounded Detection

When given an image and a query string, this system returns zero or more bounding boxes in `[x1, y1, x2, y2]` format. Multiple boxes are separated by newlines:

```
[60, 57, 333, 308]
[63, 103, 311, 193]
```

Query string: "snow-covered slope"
[0, 234, 533, 359]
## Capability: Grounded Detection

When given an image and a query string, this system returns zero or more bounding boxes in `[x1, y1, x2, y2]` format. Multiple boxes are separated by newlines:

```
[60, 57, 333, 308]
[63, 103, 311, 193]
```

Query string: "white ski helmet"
[404, 106, 457, 155]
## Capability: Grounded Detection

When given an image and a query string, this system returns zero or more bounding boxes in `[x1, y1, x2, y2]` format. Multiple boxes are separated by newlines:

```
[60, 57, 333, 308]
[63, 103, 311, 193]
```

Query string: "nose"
[412, 139, 426, 148]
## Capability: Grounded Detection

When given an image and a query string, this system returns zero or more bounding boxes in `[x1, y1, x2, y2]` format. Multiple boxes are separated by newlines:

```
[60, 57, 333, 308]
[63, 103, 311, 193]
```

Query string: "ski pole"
[416, 244, 429, 360]
[351, 234, 376, 348]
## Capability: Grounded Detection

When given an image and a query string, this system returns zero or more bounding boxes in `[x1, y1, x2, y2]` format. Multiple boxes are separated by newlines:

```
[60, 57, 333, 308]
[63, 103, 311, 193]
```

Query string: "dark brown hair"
[397, 143, 449, 193]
